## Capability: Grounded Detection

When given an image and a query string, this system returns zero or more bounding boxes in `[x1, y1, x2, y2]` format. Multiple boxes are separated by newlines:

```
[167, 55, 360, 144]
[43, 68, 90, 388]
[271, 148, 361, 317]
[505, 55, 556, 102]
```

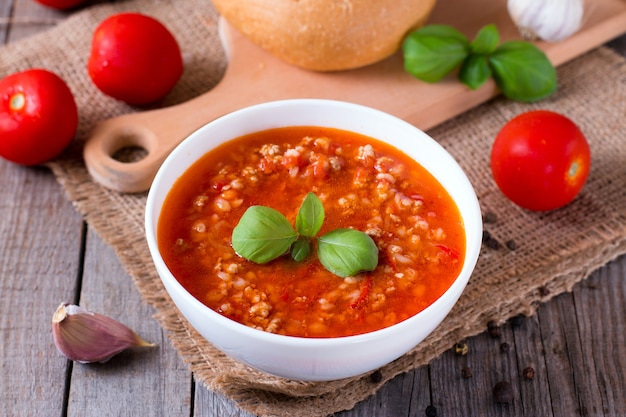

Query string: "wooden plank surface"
[0, 2, 625, 417]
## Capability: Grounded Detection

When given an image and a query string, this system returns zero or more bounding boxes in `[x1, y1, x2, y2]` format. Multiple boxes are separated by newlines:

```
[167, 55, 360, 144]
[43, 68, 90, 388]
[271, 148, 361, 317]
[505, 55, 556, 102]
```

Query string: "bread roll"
[212, 0, 437, 71]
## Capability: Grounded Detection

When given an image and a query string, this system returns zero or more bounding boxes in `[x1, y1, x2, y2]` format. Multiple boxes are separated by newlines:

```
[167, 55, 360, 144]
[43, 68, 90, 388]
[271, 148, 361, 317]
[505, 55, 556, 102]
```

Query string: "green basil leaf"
[471, 24, 499, 55]
[295, 192, 324, 237]
[459, 54, 492, 90]
[488, 41, 557, 102]
[291, 237, 312, 262]
[232, 206, 297, 264]
[402, 24, 470, 83]
[317, 229, 379, 278]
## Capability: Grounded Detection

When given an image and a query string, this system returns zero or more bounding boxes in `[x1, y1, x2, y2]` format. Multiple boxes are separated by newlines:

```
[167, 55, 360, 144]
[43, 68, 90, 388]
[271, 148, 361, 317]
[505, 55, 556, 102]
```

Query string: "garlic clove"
[52, 303, 155, 363]
[507, 0, 584, 42]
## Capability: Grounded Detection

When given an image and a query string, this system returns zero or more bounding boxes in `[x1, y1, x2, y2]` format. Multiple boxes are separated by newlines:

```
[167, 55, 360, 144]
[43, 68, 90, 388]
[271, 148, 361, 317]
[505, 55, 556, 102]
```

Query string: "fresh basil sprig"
[231, 192, 379, 278]
[402, 24, 557, 102]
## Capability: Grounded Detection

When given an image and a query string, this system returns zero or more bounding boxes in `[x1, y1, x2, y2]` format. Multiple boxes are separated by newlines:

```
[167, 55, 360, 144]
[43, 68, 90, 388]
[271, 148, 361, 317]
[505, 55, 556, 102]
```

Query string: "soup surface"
[158, 126, 465, 338]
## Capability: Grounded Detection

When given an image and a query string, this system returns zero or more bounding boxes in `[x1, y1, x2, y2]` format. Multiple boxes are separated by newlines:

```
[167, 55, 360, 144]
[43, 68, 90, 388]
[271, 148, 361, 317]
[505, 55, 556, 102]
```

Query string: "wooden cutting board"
[83, 0, 626, 193]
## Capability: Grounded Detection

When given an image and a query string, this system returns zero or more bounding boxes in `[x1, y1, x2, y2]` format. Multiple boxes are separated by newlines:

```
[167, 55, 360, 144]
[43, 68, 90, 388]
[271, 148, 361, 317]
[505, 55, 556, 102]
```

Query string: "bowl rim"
[145, 98, 483, 347]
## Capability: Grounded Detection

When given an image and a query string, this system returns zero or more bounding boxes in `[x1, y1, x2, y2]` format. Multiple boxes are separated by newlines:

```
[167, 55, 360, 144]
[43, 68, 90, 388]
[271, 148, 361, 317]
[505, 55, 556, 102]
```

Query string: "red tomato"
[0, 69, 78, 166]
[34, 0, 85, 9]
[490, 110, 591, 211]
[87, 13, 183, 106]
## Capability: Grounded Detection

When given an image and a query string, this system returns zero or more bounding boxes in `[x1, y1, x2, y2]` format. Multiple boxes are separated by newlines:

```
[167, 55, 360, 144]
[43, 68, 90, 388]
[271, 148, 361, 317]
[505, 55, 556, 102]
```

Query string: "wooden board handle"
[84, 107, 191, 193]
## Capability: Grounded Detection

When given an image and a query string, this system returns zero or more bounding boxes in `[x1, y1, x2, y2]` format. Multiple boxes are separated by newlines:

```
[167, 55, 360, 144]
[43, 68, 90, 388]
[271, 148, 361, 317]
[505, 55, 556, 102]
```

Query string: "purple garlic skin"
[52, 303, 155, 363]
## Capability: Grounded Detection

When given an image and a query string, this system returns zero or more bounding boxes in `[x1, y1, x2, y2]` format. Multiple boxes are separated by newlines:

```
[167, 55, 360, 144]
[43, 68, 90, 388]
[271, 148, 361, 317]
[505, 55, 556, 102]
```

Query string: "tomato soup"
[157, 126, 465, 338]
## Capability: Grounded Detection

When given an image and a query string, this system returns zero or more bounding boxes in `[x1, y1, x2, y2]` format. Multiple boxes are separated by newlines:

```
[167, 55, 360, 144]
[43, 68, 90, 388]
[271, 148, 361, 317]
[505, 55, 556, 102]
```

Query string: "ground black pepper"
[500, 342, 510, 353]
[523, 366, 536, 380]
[482, 230, 501, 249]
[485, 236, 502, 249]
[483, 211, 498, 224]
[505, 239, 518, 250]
[510, 314, 525, 329]
[493, 381, 514, 404]
[425, 404, 437, 417]
[487, 320, 501, 338]
[539, 286, 551, 297]
[461, 366, 473, 379]
[369, 370, 382, 383]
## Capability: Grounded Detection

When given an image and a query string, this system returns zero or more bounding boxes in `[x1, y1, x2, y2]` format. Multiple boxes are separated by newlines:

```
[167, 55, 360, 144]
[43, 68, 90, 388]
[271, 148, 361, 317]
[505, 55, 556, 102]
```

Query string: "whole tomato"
[0, 69, 78, 166]
[34, 0, 85, 9]
[87, 13, 183, 106]
[490, 110, 591, 211]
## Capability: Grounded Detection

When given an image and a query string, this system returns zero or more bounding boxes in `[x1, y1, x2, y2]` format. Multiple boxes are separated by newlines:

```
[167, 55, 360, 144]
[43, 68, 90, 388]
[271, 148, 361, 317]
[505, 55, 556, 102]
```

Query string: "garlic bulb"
[507, 0, 584, 42]
[52, 303, 155, 363]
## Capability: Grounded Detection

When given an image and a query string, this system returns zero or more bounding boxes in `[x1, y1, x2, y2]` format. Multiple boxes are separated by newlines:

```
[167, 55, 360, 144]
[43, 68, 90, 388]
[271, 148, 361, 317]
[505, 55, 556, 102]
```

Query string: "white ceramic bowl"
[145, 99, 482, 381]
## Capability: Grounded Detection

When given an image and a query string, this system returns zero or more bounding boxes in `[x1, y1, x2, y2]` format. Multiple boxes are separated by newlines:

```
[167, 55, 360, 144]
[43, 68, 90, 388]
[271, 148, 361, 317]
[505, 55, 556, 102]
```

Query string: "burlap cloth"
[2, 1, 625, 416]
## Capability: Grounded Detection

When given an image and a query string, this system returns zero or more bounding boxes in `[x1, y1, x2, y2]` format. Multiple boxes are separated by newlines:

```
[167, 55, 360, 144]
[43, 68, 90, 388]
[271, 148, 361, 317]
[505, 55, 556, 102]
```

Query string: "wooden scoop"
[83, 0, 626, 193]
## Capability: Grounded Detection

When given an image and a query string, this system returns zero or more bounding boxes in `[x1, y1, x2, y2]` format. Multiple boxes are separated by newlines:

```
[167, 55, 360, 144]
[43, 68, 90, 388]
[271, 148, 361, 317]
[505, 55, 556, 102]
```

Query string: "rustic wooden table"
[1, 2, 625, 416]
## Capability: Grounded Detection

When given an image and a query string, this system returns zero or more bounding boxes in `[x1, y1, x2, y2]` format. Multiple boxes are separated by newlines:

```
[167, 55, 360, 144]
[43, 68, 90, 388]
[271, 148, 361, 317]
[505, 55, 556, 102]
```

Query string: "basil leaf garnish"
[318, 229, 379, 278]
[402, 24, 557, 102]
[460, 54, 492, 90]
[291, 237, 312, 262]
[489, 41, 557, 102]
[232, 206, 297, 264]
[295, 192, 324, 237]
[402, 25, 470, 83]
[470, 23, 499, 55]
[232, 193, 379, 277]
